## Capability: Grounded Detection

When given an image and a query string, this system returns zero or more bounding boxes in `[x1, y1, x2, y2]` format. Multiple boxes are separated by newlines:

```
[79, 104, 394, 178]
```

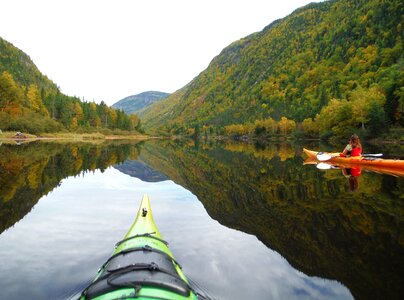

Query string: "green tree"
[367, 101, 387, 136]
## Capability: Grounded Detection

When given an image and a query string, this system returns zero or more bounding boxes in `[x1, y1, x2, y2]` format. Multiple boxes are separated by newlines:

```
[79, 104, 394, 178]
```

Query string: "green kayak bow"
[80, 194, 202, 300]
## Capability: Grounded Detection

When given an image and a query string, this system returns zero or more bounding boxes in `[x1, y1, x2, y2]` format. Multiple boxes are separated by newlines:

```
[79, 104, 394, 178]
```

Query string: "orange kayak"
[303, 148, 404, 177]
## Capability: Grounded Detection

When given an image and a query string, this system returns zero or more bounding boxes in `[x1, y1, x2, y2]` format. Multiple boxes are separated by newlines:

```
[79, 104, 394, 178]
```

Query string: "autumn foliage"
[0, 71, 141, 134]
[142, 0, 403, 139]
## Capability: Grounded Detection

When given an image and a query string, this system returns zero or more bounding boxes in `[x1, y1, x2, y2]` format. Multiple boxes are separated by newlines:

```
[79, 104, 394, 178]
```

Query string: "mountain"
[141, 0, 403, 137]
[114, 159, 169, 182]
[0, 37, 140, 134]
[0, 36, 59, 96]
[112, 91, 170, 115]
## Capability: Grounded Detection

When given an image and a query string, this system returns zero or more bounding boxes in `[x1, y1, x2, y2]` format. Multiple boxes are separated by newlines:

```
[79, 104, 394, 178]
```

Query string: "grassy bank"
[0, 131, 150, 141]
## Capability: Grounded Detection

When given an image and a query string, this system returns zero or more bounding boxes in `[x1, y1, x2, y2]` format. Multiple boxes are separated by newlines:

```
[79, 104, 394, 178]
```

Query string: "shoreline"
[0, 132, 153, 144]
[1, 131, 402, 145]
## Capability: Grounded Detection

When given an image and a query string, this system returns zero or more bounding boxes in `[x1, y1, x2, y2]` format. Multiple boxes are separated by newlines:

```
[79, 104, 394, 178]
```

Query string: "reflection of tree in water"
[222, 140, 296, 161]
[0, 141, 142, 234]
[140, 140, 404, 300]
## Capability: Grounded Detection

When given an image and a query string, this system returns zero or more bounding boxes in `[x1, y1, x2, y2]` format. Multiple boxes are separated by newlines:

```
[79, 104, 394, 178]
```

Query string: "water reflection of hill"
[0, 141, 141, 234]
[139, 140, 404, 300]
[114, 160, 168, 182]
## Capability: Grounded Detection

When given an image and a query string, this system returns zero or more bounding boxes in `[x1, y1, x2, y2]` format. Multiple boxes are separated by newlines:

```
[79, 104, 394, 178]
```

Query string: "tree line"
[0, 71, 141, 134]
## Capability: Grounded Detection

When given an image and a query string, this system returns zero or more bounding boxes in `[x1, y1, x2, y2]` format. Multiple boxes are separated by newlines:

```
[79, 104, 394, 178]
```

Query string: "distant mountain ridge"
[112, 91, 170, 115]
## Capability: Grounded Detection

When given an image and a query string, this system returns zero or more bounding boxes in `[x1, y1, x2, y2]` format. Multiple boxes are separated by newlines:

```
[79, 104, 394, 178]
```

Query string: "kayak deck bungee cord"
[80, 194, 205, 300]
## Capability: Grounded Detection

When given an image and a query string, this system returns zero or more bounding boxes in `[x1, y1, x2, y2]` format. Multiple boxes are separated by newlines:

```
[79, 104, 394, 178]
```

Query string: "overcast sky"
[0, 0, 319, 105]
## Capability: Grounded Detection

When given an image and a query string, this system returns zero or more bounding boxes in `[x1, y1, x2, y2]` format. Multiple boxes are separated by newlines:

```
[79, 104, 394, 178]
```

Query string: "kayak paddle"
[316, 152, 383, 161]
[316, 162, 339, 170]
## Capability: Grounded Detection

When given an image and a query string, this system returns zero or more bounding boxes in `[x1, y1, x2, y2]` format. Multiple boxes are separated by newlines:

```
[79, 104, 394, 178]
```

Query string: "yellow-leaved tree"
[315, 98, 353, 136]
[254, 118, 278, 134]
[278, 117, 296, 135]
[26, 84, 49, 116]
[74, 102, 83, 121]
[348, 86, 385, 129]
[0, 71, 23, 116]
[302, 118, 319, 135]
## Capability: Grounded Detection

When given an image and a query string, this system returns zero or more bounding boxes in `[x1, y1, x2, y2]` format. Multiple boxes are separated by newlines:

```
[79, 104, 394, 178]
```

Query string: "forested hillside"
[112, 91, 169, 115]
[0, 37, 140, 134]
[141, 0, 403, 139]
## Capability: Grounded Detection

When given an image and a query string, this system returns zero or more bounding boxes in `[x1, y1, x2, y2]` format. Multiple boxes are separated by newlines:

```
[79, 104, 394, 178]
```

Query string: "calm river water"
[0, 139, 402, 300]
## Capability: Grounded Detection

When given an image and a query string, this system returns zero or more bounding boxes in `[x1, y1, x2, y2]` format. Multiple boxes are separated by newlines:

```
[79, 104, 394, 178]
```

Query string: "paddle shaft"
[316, 152, 383, 161]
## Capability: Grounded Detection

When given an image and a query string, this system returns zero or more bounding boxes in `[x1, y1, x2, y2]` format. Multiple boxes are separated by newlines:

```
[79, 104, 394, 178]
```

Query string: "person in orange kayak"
[341, 134, 362, 156]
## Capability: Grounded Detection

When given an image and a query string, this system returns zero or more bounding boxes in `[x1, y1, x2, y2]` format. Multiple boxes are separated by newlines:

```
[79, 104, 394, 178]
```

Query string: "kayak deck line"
[82, 250, 192, 298]
[115, 232, 169, 248]
[96, 244, 184, 275]
[80, 194, 201, 300]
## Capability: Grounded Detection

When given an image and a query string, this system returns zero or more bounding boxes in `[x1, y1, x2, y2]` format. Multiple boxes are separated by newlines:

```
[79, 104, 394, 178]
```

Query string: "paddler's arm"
[341, 144, 352, 156]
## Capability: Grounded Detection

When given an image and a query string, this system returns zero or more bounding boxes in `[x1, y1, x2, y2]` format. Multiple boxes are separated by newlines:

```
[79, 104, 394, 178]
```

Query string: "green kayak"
[80, 194, 201, 300]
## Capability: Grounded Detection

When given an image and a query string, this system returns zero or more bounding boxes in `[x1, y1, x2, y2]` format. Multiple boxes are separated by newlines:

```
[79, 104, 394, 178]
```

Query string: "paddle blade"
[363, 153, 383, 157]
[316, 152, 333, 161]
[316, 162, 333, 170]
